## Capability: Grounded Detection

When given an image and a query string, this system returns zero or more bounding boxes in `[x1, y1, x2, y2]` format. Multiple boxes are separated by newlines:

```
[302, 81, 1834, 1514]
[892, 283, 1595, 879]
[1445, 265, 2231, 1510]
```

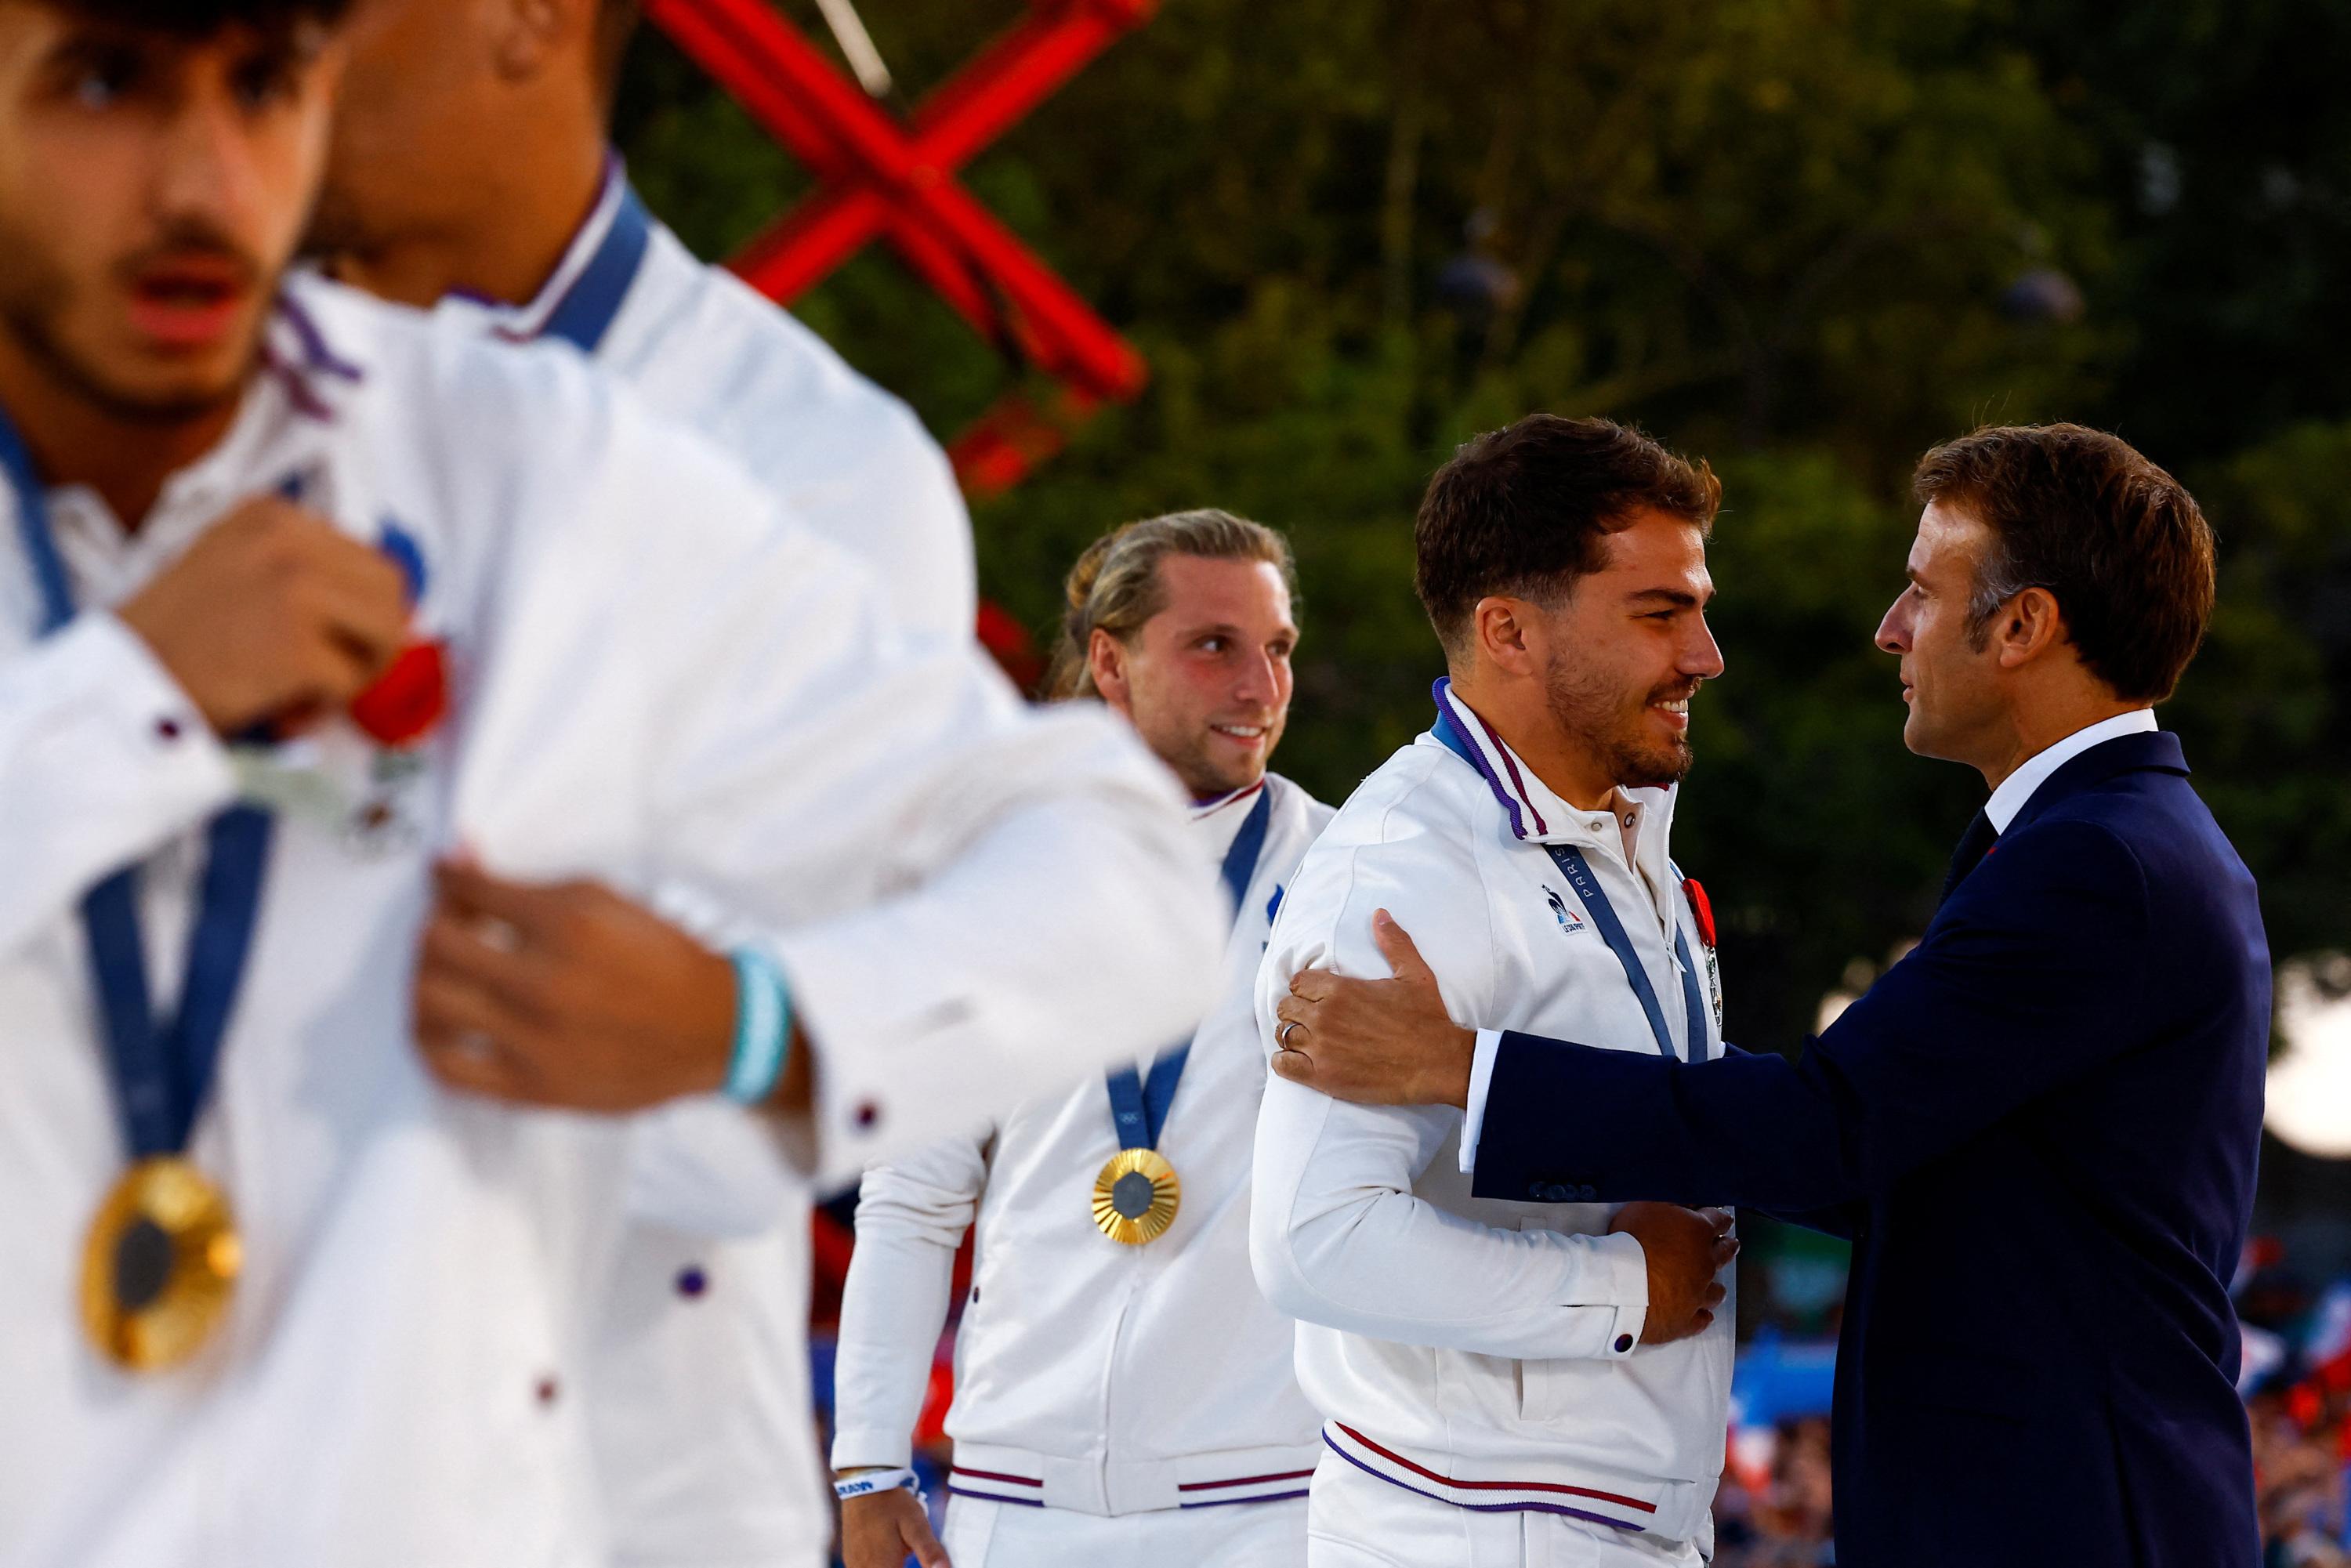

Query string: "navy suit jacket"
[1473, 732, 2267, 1567]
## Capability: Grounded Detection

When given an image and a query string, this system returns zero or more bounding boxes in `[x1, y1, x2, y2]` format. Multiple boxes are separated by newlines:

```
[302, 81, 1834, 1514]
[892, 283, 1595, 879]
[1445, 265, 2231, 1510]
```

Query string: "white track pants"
[1304, 1454, 1703, 1568]
[942, 1492, 1307, 1567]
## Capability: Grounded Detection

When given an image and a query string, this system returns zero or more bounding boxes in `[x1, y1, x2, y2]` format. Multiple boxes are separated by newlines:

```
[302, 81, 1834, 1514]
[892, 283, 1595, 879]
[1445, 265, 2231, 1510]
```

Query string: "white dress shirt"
[1251, 679, 1730, 1550]
[832, 776, 1333, 1518]
[434, 165, 981, 1567]
[0, 277, 1221, 1568]
[1983, 708, 2159, 831]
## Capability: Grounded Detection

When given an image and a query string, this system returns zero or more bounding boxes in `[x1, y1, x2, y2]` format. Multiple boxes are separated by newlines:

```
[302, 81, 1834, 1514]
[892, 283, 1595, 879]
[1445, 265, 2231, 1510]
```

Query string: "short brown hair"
[1414, 415, 1719, 659]
[1046, 509, 1297, 701]
[1913, 424, 2215, 703]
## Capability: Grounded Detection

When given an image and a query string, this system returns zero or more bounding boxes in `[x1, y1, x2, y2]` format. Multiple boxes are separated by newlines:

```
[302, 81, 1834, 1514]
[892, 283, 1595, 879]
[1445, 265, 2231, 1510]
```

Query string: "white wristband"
[834, 1468, 923, 1505]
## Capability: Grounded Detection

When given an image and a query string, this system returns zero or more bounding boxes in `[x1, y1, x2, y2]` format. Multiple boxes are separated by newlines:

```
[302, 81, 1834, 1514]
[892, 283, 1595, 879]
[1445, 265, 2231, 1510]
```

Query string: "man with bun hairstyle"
[831, 510, 1331, 1568]
[0, 2, 1223, 1561]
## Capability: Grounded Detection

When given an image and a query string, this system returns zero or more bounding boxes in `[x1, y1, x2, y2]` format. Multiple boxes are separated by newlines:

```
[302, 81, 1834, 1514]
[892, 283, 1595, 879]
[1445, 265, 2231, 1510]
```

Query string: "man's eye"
[1198, 637, 1227, 653]
[73, 56, 139, 108]
[233, 60, 298, 110]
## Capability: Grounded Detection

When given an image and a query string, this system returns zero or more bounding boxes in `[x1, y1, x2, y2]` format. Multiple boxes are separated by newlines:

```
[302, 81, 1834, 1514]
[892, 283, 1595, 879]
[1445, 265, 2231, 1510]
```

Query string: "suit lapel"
[1939, 732, 2188, 907]
[1940, 809, 1999, 904]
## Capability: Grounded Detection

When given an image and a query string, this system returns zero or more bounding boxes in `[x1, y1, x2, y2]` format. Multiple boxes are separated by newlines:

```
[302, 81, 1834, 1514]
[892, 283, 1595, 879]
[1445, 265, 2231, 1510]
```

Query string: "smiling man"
[1250, 416, 1741, 1568]
[1273, 424, 2267, 1568]
[831, 511, 1332, 1568]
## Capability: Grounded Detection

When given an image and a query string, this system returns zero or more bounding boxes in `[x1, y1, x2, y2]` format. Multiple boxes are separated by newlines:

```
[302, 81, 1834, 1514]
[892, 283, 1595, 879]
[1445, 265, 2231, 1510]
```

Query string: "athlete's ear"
[1088, 626, 1135, 719]
[1471, 596, 1541, 679]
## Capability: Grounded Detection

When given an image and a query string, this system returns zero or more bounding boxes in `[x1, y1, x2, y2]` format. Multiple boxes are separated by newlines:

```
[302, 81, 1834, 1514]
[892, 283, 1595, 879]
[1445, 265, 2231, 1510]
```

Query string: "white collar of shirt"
[39, 301, 350, 603]
[1983, 708, 2158, 831]
[1432, 678, 1674, 855]
[436, 161, 625, 343]
[1189, 777, 1268, 858]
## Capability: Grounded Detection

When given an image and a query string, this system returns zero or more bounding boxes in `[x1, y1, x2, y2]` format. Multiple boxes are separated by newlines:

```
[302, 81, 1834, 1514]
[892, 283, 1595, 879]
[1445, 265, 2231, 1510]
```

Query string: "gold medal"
[78, 1157, 241, 1373]
[1092, 1148, 1181, 1245]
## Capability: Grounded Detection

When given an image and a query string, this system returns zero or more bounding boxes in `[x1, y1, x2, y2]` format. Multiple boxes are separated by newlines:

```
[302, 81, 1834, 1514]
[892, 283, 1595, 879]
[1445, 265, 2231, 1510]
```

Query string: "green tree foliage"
[614, 0, 2351, 1047]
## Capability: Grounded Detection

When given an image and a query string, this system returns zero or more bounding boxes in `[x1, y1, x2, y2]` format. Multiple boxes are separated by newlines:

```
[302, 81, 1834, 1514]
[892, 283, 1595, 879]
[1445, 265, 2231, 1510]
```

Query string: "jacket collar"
[1426, 677, 1678, 870]
[440, 154, 650, 353]
[2001, 729, 2189, 837]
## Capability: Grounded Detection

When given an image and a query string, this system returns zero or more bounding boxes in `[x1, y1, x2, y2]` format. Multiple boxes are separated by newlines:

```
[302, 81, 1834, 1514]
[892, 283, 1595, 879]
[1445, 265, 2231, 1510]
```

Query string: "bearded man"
[1249, 415, 1741, 1568]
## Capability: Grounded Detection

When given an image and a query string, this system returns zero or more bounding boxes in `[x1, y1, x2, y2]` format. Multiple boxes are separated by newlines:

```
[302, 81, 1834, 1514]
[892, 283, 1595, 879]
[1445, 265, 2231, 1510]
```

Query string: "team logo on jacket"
[1543, 887, 1586, 935]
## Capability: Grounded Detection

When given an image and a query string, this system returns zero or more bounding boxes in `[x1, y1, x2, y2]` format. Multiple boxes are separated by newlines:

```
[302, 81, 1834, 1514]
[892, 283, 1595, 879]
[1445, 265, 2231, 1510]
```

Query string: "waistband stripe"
[1179, 1467, 1318, 1492]
[1329, 1425, 1657, 1517]
[1324, 1436, 1643, 1533]
[946, 1483, 1047, 1508]
[950, 1466, 1041, 1487]
[1181, 1487, 1312, 1509]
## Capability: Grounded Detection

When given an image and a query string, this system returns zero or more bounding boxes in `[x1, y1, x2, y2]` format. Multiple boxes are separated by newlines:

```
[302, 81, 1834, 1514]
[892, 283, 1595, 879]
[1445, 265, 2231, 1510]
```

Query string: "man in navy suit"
[1269, 424, 2267, 1566]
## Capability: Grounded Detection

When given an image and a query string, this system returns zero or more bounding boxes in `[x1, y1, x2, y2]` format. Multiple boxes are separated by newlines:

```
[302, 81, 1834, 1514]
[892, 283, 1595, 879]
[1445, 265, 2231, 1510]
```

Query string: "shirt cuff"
[829, 1425, 915, 1473]
[1586, 1228, 1650, 1359]
[1457, 1027, 1505, 1174]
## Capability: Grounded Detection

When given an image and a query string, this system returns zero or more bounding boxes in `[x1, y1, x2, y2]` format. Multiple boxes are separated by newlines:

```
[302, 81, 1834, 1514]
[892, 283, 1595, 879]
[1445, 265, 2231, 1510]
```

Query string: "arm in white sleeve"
[770, 788, 1214, 1190]
[1247, 817, 1645, 1360]
[1250, 1074, 1646, 1360]
[829, 1130, 991, 1471]
[616, 783, 1201, 1223]
[0, 613, 234, 954]
[446, 389, 1221, 1202]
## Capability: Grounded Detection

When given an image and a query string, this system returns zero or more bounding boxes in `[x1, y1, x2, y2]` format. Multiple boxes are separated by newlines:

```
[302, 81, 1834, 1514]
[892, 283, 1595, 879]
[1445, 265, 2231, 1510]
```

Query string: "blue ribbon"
[538, 180, 654, 354]
[2, 410, 275, 1158]
[1106, 787, 1274, 1151]
[1543, 845, 1703, 1064]
[1429, 692, 1704, 1063]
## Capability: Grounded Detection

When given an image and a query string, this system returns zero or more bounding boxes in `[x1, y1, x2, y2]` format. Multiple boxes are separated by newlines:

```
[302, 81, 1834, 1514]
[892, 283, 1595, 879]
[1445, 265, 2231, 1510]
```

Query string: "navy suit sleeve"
[1471, 817, 2154, 1211]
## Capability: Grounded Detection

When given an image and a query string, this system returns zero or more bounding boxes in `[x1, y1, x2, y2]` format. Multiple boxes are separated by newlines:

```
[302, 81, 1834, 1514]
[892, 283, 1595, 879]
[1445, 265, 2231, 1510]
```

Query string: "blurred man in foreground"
[0, 2, 1221, 1561]
[834, 511, 1329, 1568]
[1252, 416, 1741, 1567]
[312, 3, 976, 1559]
[1276, 425, 2266, 1567]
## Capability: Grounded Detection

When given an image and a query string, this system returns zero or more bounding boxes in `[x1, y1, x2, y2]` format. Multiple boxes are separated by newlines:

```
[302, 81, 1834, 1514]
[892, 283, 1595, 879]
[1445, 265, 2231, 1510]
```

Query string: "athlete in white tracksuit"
[0, 244, 1222, 1560]
[1254, 679, 1733, 1568]
[428, 164, 980, 1568]
[318, 5, 978, 1544]
[834, 516, 1328, 1568]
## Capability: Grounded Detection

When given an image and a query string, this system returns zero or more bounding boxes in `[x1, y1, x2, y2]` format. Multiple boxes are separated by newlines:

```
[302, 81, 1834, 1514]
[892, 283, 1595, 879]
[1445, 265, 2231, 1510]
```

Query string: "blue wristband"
[724, 946, 792, 1106]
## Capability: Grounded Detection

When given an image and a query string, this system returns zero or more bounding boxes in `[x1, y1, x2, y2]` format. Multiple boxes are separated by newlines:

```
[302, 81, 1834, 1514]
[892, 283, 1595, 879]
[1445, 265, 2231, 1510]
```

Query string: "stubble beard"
[0, 218, 262, 429]
[1543, 653, 1695, 792]
[1157, 727, 1266, 802]
[1144, 707, 1281, 802]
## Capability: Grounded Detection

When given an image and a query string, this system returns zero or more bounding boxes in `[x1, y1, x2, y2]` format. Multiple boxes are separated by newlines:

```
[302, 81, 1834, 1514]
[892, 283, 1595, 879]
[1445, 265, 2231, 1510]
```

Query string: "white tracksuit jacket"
[1252, 679, 1733, 1552]
[436, 163, 980, 1566]
[834, 775, 1332, 1518]
[0, 275, 1221, 1567]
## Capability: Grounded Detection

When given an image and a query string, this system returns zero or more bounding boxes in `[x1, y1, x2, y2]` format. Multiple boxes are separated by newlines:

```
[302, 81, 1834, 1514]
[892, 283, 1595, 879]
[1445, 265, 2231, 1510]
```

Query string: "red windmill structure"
[644, 0, 1155, 503]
